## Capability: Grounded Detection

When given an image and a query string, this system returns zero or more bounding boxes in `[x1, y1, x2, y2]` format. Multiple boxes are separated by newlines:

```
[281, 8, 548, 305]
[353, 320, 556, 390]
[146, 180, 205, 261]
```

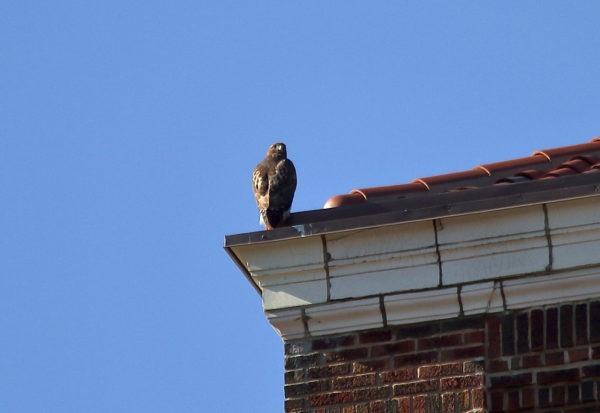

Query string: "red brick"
[441, 345, 484, 361]
[507, 390, 519, 410]
[544, 351, 565, 366]
[284, 398, 304, 412]
[490, 372, 532, 388]
[359, 330, 392, 344]
[333, 374, 376, 390]
[394, 379, 438, 396]
[581, 380, 595, 402]
[463, 360, 484, 373]
[441, 392, 455, 413]
[590, 301, 600, 342]
[396, 324, 439, 339]
[394, 351, 438, 367]
[418, 333, 462, 350]
[371, 400, 397, 413]
[396, 397, 410, 413]
[309, 392, 353, 407]
[537, 368, 580, 385]
[486, 315, 502, 358]
[568, 348, 589, 363]
[516, 312, 530, 354]
[380, 368, 415, 383]
[488, 359, 508, 373]
[522, 354, 542, 368]
[326, 348, 368, 363]
[441, 374, 484, 390]
[371, 340, 415, 357]
[501, 313, 515, 356]
[567, 384, 579, 404]
[552, 385, 565, 406]
[560, 305, 574, 348]
[413, 395, 426, 413]
[458, 390, 470, 409]
[538, 387, 550, 407]
[313, 335, 356, 350]
[353, 359, 388, 374]
[418, 362, 462, 378]
[464, 331, 485, 344]
[308, 363, 351, 379]
[582, 364, 600, 378]
[286, 353, 323, 369]
[521, 388, 535, 409]
[285, 379, 330, 397]
[530, 309, 544, 350]
[489, 391, 504, 412]
[285, 369, 305, 384]
[441, 316, 484, 332]
[352, 386, 392, 402]
[546, 307, 559, 349]
[575, 303, 588, 345]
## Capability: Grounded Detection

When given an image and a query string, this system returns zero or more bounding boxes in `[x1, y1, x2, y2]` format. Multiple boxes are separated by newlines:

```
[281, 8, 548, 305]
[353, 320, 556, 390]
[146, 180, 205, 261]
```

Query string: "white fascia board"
[326, 221, 439, 299]
[385, 287, 461, 326]
[503, 267, 600, 310]
[231, 236, 327, 310]
[265, 308, 305, 341]
[547, 196, 600, 270]
[437, 205, 550, 284]
[306, 297, 383, 337]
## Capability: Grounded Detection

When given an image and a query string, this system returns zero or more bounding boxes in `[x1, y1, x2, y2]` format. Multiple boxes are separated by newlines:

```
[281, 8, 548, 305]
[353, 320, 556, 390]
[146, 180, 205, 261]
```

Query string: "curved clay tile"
[413, 169, 487, 190]
[560, 159, 594, 173]
[476, 155, 549, 175]
[352, 183, 428, 199]
[543, 167, 579, 178]
[532, 141, 600, 160]
[323, 193, 366, 209]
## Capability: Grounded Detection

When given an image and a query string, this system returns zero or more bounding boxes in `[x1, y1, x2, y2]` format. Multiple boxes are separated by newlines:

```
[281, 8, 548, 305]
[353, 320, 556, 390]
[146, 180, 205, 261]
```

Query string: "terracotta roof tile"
[324, 137, 600, 208]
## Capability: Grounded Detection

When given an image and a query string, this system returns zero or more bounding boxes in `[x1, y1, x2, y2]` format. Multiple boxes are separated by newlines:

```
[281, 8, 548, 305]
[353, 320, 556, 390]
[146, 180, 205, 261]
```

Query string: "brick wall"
[284, 299, 600, 413]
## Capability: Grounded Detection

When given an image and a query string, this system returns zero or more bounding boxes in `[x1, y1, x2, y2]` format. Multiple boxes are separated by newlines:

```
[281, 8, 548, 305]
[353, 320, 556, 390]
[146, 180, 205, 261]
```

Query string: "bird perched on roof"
[252, 142, 297, 230]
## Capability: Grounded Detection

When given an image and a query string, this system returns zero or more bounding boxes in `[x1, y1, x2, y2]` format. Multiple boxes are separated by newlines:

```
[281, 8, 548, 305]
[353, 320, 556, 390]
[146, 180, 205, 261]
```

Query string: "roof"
[225, 137, 600, 247]
[323, 136, 600, 208]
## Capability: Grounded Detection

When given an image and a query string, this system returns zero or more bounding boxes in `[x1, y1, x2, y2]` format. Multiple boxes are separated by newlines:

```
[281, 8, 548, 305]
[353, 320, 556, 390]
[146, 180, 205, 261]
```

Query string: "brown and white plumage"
[252, 142, 297, 230]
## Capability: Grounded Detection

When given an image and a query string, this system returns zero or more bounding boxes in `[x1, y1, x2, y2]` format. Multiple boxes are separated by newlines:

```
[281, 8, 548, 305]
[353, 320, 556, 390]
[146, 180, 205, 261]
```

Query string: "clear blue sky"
[2, 2, 599, 412]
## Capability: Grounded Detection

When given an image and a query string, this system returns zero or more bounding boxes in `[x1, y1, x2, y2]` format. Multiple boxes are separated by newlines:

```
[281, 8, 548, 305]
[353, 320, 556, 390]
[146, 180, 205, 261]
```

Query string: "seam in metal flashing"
[301, 309, 311, 338]
[433, 219, 443, 287]
[379, 295, 388, 327]
[499, 281, 507, 311]
[321, 235, 331, 301]
[542, 203, 554, 273]
[457, 285, 464, 316]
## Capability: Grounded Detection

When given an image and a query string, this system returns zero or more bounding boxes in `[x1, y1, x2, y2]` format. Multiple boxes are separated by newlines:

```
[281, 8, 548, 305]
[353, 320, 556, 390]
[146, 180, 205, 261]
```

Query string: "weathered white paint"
[384, 288, 460, 326]
[502, 267, 600, 310]
[306, 297, 383, 337]
[438, 206, 549, 284]
[229, 195, 600, 340]
[460, 281, 504, 315]
[265, 308, 305, 340]
[547, 197, 600, 270]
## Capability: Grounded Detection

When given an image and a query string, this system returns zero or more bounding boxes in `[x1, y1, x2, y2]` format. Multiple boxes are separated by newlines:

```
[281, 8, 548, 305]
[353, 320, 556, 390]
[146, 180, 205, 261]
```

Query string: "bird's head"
[267, 142, 287, 160]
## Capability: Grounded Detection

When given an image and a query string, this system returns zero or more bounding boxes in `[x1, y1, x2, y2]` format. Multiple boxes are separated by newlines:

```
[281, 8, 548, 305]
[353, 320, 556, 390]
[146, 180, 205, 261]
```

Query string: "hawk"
[252, 142, 297, 230]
